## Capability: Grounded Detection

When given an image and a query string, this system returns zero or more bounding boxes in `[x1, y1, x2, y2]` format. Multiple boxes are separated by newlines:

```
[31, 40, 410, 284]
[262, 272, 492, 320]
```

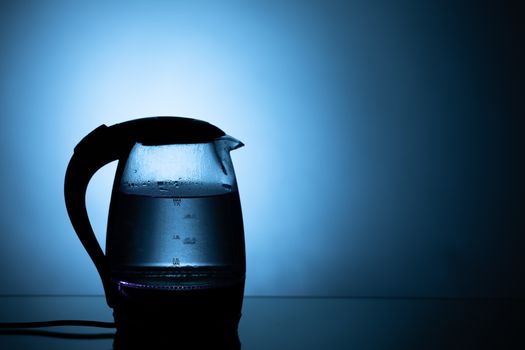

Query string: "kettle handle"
[64, 124, 122, 307]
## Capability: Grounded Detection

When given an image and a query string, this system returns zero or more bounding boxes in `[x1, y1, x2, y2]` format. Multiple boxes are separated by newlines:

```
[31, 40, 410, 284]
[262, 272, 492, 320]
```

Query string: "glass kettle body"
[64, 117, 245, 328]
[107, 140, 245, 293]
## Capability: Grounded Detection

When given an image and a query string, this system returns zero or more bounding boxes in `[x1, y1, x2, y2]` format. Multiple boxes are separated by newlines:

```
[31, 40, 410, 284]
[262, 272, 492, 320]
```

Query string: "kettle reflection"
[64, 117, 246, 335]
[113, 321, 241, 350]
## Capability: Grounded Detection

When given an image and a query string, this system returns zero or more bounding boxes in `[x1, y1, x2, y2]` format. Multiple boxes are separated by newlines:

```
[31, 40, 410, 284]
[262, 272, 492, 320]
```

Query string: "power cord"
[0, 320, 115, 339]
[0, 320, 115, 328]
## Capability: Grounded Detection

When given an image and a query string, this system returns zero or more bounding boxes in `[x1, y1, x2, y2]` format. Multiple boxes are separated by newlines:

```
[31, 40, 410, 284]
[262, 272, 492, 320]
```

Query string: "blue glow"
[0, 1, 523, 297]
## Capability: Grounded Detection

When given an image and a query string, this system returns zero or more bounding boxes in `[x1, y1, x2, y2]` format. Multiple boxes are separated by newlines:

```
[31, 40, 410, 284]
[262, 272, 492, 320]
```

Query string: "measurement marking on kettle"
[173, 198, 181, 206]
[172, 234, 180, 240]
[183, 237, 197, 245]
[172, 257, 180, 266]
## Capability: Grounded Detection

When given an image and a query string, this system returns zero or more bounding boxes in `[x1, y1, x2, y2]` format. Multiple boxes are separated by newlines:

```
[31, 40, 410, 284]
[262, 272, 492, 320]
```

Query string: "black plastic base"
[110, 280, 244, 349]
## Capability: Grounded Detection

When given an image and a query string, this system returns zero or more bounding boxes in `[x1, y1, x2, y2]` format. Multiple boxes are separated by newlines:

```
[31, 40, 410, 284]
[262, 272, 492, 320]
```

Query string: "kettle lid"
[116, 116, 226, 145]
[74, 116, 226, 154]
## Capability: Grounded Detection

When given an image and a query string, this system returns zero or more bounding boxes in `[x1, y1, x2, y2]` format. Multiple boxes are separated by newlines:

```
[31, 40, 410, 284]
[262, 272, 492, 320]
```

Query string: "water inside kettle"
[107, 181, 245, 291]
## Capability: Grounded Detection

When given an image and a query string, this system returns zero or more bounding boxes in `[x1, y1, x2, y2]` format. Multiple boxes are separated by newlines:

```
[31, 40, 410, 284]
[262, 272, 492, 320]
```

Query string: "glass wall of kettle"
[0, 1, 523, 298]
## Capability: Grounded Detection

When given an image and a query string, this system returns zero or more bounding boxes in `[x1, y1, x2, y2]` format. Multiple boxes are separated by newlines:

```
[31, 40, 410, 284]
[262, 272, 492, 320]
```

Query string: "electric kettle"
[64, 117, 246, 330]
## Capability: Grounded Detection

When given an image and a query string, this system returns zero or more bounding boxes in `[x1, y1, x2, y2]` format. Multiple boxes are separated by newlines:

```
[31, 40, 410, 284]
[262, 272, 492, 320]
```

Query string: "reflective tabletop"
[0, 296, 523, 349]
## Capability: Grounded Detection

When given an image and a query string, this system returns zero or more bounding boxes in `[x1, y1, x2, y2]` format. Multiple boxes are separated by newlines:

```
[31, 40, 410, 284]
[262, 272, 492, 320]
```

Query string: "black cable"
[0, 320, 115, 328]
[0, 329, 115, 339]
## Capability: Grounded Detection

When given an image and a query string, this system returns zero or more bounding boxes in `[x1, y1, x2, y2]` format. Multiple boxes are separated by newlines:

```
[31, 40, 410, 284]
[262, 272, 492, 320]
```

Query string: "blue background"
[0, 0, 523, 297]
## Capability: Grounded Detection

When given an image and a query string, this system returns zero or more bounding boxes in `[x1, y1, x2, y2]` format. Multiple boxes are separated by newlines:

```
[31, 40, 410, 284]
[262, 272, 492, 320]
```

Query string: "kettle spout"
[218, 135, 244, 151]
[214, 135, 244, 176]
